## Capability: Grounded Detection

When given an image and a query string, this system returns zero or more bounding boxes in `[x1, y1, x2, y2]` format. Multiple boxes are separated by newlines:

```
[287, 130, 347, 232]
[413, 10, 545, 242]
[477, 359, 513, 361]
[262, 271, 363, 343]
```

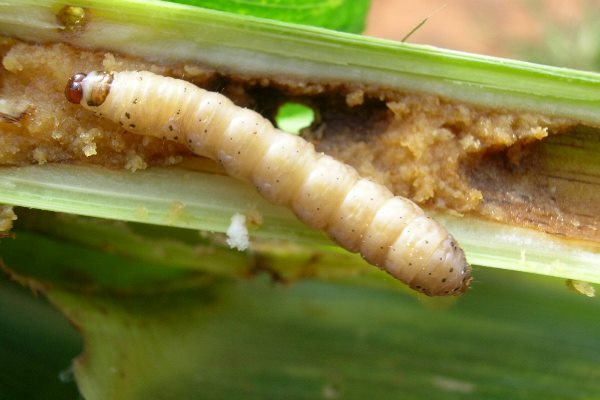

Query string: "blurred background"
[366, 0, 600, 71]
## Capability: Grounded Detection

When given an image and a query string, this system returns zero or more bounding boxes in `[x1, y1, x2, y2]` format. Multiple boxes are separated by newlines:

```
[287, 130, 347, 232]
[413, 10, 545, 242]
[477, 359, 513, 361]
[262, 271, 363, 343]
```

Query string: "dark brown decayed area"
[0, 38, 597, 242]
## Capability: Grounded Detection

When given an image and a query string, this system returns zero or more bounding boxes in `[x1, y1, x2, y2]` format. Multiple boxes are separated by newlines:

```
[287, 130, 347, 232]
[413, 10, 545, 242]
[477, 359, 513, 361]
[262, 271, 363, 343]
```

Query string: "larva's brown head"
[65, 71, 113, 107]
[65, 72, 87, 104]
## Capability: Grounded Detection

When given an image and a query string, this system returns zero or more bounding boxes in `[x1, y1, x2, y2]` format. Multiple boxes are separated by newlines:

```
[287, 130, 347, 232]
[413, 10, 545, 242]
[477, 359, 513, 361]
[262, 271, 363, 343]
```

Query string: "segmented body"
[66, 70, 471, 296]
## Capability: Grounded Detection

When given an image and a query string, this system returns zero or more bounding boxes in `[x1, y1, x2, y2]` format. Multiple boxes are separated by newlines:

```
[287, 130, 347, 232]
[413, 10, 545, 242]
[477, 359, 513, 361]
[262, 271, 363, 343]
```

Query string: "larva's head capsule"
[65, 71, 113, 107]
[65, 72, 87, 104]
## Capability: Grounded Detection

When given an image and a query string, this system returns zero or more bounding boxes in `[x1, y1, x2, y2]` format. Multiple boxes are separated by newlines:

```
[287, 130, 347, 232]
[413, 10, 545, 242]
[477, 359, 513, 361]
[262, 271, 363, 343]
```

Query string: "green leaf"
[2, 211, 598, 398]
[0, 277, 82, 400]
[6, 270, 595, 400]
[163, 0, 371, 33]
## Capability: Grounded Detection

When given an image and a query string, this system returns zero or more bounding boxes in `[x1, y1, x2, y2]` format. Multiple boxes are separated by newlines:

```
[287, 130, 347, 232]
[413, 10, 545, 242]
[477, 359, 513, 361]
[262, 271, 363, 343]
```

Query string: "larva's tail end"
[437, 237, 472, 296]
[407, 235, 472, 297]
[454, 266, 473, 294]
[413, 266, 471, 297]
[433, 250, 472, 297]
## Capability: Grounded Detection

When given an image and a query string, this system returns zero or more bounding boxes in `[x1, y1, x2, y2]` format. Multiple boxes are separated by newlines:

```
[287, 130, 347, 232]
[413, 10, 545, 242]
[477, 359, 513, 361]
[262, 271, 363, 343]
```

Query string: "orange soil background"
[366, 0, 599, 59]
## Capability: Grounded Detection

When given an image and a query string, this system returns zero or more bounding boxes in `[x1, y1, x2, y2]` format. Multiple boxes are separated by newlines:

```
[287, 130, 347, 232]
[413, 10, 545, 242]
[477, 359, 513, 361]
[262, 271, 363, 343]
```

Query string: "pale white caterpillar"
[65, 71, 472, 296]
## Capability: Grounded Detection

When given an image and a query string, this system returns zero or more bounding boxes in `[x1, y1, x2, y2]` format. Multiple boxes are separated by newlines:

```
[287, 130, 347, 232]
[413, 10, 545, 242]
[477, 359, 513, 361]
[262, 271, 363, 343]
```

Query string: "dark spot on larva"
[129, 124, 136, 128]
[162, 136, 166, 140]
[408, 262, 412, 266]
[442, 278, 447, 283]
[118, 121, 123, 126]
[237, 151, 241, 155]
[449, 267, 454, 272]
[174, 136, 179, 140]
[169, 125, 173, 131]
[425, 240, 429, 244]
[176, 109, 181, 115]
[316, 207, 320, 211]
[252, 131, 257, 135]
[138, 76, 143, 81]
[276, 179, 280, 183]
[444, 290, 449, 294]
[125, 112, 130, 119]
[86, 71, 113, 107]
[133, 98, 139, 104]
[188, 139, 192, 144]
[198, 118, 202, 122]
[439, 257, 443, 261]
[218, 101, 222, 105]
[428, 272, 432, 275]
[204, 129, 208, 133]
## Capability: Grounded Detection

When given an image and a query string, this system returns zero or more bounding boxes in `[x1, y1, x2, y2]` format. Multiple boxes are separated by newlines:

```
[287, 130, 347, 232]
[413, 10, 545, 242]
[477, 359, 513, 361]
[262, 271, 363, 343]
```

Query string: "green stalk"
[0, 0, 599, 124]
[2, 164, 600, 284]
[0, 0, 599, 285]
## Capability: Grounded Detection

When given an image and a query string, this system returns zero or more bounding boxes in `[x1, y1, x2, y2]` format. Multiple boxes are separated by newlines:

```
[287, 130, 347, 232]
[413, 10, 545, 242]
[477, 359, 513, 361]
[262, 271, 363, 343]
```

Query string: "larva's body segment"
[252, 134, 317, 205]
[66, 70, 472, 296]
[327, 179, 393, 252]
[385, 216, 449, 285]
[360, 197, 423, 267]
[292, 156, 359, 229]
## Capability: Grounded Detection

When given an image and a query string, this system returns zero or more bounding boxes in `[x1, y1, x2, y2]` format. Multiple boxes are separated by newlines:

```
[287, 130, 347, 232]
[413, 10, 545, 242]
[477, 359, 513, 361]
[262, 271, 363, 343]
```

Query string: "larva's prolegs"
[65, 70, 472, 296]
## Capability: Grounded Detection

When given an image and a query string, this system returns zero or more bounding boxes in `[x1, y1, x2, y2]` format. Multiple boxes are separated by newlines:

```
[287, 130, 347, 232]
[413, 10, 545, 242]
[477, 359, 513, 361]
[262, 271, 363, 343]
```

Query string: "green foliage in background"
[164, 0, 371, 33]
